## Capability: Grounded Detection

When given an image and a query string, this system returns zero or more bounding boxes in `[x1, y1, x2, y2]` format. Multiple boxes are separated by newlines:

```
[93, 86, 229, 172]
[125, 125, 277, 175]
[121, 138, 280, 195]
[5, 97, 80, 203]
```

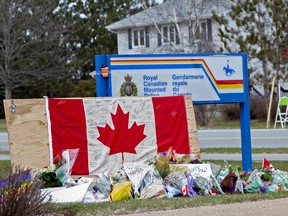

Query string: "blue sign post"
[95, 53, 252, 171]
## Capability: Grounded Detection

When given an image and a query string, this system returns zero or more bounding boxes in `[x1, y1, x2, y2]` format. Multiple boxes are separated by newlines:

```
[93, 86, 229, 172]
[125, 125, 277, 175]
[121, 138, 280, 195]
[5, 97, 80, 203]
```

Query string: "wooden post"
[266, 77, 276, 128]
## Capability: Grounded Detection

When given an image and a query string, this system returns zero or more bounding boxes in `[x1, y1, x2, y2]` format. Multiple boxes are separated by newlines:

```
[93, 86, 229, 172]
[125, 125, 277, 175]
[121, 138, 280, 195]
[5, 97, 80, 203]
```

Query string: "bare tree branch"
[0, 0, 73, 99]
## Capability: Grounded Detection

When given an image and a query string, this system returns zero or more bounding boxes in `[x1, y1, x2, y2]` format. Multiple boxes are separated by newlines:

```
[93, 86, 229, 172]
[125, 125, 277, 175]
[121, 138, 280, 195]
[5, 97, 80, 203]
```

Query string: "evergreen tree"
[59, 0, 157, 79]
[213, 0, 288, 97]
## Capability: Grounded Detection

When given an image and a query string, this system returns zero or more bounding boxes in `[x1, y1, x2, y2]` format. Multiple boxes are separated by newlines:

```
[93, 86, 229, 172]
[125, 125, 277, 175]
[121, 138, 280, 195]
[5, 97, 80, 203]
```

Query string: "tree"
[136, 0, 230, 126]
[213, 0, 288, 99]
[69, 78, 96, 97]
[139, 0, 229, 54]
[58, 0, 157, 79]
[0, 0, 73, 99]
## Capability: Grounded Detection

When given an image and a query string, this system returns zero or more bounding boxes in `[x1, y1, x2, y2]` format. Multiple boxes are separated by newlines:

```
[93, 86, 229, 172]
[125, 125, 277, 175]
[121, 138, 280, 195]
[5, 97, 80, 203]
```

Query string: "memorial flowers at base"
[39, 164, 62, 188]
[38, 148, 288, 203]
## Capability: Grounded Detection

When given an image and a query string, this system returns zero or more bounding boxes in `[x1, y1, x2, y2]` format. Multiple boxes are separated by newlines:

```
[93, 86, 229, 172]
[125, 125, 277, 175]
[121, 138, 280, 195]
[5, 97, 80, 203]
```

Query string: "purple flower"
[187, 173, 197, 196]
[259, 182, 272, 193]
[0, 171, 32, 190]
[259, 186, 266, 193]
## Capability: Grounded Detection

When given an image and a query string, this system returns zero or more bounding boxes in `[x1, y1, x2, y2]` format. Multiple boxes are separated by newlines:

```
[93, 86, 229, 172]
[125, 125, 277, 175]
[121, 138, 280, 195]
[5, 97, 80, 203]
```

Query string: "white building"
[106, 0, 231, 54]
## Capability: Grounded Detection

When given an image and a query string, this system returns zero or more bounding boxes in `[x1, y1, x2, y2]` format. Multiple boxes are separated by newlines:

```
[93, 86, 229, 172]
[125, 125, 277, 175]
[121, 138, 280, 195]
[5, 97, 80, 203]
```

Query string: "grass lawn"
[202, 117, 268, 129]
[0, 119, 7, 132]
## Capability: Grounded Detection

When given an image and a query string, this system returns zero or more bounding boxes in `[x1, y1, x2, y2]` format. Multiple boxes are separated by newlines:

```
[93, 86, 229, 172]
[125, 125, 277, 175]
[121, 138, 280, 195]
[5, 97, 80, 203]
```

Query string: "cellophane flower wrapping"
[55, 149, 79, 187]
[259, 182, 278, 193]
[272, 170, 288, 189]
[216, 166, 229, 183]
[123, 162, 157, 197]
[193, 175, 213, 195]
[109, 181, 132, 201]
[94, 175, 111, 199]
[172, 153, 195, 164]
[139, 178, 166, 199]
[244, 169, 263, 193]
[163, 171, 187, 198]
[208, 162, 222, 177]
[110, 168, 127, 184]
[155, 149, 172, 179]
[210, 174, 224, 194]
[186, 173, 197, 196]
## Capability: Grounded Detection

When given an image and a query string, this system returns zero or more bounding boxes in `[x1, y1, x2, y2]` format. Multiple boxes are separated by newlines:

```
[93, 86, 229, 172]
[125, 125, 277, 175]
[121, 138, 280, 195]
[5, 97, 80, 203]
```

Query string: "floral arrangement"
[38, 148, 288, 203]
[39, 164, 62, 188]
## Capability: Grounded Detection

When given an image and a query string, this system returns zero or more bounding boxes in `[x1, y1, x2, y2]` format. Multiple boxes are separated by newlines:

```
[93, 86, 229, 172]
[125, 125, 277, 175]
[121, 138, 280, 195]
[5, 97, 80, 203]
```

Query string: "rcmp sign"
[108, 54, 245, 104]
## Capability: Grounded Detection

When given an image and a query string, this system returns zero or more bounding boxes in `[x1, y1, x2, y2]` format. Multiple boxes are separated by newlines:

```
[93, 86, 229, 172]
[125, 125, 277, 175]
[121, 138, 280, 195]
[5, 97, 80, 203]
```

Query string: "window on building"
[195, 20, 210, 40]
[161, 25, 177, 44]
[158, 25, 179, 46]
[133, 29, 145, 47]
[128, 27, 149, 49]
[169, 26, 175, 43]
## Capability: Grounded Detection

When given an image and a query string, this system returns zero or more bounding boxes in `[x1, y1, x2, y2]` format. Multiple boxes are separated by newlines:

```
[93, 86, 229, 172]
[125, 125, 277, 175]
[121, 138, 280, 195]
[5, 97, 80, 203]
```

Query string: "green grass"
[0, 119, 7, 132]
[0, 150, 9, 155]
[204, 117, 267, 129]
[201, 147, 288, 154]
[1, 160, 288, 216]
[0, 160, 11, 178]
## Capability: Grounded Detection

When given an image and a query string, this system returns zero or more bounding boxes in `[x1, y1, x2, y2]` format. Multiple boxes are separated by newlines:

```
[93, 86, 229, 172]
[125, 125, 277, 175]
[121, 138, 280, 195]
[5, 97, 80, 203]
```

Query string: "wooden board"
[4, 96, 200, 171]
[184, 96, 201, 159]
[3, 99, 50, 170]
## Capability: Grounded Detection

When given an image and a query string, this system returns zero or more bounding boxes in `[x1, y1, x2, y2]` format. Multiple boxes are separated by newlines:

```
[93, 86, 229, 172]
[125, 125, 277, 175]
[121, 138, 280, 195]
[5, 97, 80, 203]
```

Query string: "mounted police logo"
[223, 60, 236, 77]
[120, 74, 138, 96]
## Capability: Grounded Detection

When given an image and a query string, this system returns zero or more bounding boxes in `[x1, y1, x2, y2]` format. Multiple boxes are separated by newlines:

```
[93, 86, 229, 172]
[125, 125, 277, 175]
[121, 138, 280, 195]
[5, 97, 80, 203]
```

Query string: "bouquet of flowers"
[39, 163, 62, 188]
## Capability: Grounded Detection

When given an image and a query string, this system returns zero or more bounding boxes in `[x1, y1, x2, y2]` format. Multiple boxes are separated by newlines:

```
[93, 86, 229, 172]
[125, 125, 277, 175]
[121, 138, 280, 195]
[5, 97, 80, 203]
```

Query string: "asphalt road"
[0, 132, 8, 151]
[198, 129, 288, 148]
[1, 129, 288, 151]
[1, 129, 288, 161]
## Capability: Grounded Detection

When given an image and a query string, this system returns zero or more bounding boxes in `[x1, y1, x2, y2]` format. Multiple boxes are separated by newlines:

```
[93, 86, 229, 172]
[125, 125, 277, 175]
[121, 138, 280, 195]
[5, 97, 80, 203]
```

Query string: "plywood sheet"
[184, 96, 200, 159]
[3, 99, 50, 170]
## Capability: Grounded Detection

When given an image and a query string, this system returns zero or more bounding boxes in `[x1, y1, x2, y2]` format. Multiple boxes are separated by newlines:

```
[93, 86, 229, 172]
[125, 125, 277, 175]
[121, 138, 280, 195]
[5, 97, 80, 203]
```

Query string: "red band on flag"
[48, 99, 89, 175]
[152, 96, 190, 154]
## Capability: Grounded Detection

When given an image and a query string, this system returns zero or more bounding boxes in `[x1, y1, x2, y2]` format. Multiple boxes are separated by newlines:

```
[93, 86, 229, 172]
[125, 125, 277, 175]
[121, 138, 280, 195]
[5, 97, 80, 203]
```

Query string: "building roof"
[251, 84, 265, 96]
[106, 0, 231, 31]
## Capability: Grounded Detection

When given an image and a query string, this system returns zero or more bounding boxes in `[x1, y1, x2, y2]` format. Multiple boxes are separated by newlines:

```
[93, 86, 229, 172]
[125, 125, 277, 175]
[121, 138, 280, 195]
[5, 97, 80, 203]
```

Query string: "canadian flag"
[262, 157, 274, 170]
[46, 96, 190, 175]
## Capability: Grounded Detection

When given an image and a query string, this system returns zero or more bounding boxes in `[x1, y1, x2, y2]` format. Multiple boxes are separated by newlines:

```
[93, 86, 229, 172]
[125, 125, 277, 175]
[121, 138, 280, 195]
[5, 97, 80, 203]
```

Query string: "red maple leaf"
[96, 104, 147, 161]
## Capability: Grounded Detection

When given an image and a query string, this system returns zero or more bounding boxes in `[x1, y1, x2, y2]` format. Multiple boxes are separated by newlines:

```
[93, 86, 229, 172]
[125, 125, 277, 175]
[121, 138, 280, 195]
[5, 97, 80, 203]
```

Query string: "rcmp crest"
[120, 74, 138, 96]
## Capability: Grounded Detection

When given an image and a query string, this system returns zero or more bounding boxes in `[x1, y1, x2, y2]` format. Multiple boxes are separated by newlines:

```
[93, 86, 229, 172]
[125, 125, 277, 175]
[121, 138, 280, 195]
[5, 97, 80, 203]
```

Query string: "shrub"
[249, 94, 268, 120]
[0, 166, 51, 216]
[194, 104, 218, 127]
[69, 79, 96, 97]
[0, 99, 5, 119]
[219, 94, 275, 121]
[220, 104, 240, 121]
